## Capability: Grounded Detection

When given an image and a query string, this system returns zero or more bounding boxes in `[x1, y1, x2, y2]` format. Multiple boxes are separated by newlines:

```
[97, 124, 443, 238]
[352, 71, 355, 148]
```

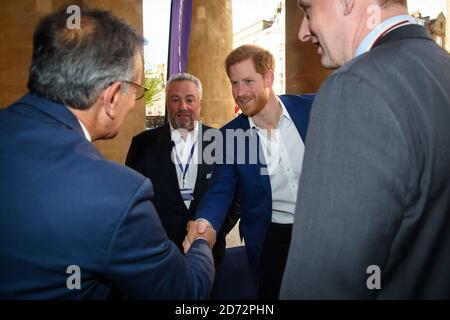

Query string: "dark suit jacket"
[196, 95, 314, 279]
[126, 123, 240, 266]
[0, 93, 214, 299]
[281, 25, 450, 299]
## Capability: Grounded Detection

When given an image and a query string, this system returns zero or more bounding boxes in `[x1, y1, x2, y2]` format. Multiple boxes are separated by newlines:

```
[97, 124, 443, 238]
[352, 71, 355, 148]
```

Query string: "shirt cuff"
[193, 237, 212, 248]
[195, 218, 215, 231]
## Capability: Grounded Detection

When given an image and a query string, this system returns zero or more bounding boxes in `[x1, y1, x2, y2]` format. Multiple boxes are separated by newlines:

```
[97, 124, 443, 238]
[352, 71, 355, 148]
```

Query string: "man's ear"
[100, 81, 122, 120]
[264, 70, 275, 88]
[342, 0, 355, 15]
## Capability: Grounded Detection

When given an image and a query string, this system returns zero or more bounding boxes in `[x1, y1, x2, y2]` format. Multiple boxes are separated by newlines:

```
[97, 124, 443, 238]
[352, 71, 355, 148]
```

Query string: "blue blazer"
[196, 94, 314, 278]
[0, 93, 214, 299]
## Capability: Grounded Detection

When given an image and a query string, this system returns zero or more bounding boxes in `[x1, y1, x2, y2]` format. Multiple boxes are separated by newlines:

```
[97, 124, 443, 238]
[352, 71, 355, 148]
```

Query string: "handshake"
[182, 219, 217, 253]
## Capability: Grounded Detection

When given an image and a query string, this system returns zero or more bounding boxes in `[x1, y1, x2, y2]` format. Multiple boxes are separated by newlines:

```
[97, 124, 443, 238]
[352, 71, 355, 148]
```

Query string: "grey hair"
[166, 73, 203, 98]
[27, 6, 145, 110]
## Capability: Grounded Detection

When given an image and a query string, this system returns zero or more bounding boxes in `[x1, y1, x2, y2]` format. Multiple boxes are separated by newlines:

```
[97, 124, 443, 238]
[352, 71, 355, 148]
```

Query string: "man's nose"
[236, 84, 247, 97]
[298, 17, 311, 42]
[180, 100, 189, 110]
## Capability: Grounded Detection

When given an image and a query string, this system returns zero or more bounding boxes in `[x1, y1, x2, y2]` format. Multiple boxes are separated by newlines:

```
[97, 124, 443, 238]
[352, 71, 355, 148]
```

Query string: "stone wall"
[0, 0, 145, 164]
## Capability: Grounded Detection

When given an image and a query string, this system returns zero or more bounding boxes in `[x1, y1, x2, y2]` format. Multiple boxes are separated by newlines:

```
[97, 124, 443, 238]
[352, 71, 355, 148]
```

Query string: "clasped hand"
[182, 219, 216, 254]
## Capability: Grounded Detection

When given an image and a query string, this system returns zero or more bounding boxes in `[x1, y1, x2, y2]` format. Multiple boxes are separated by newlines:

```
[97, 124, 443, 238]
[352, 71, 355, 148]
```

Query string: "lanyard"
[173, 141, 197, 188]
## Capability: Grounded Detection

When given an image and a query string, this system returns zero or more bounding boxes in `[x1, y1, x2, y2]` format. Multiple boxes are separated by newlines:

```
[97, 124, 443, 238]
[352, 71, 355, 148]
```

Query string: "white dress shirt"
[77, 119, 91, 142]
[170, 121, 200, 209]
[249, 97, 305, 224]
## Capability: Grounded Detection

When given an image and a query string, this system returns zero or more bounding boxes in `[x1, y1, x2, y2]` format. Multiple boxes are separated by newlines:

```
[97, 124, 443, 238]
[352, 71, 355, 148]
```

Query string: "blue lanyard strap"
[173, 141, 197, 188]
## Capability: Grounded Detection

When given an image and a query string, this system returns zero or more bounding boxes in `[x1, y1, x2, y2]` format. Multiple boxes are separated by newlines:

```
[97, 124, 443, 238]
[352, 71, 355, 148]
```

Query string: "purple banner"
[167, 0, 193, 78]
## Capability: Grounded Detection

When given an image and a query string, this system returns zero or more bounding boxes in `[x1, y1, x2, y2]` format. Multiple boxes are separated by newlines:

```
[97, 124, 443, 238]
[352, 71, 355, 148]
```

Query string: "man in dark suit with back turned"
[281, 0, 450, 299]
[0, 7, 214, 299]
[126, 73, 239, 267]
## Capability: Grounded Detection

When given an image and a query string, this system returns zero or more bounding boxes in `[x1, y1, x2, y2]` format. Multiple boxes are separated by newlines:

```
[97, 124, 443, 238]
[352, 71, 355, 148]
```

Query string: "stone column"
[0, 0, 40, 108]
[446, 0, 450, 52]
[187, 0, 235, 128]
[0, 0, 145, 164]
[284, 0, 331, 94]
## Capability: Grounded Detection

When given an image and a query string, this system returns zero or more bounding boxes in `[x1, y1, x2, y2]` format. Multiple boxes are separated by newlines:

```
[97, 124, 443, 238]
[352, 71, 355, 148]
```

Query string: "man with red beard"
[126, 73, 239, 269]
[184, 45, 314, 299]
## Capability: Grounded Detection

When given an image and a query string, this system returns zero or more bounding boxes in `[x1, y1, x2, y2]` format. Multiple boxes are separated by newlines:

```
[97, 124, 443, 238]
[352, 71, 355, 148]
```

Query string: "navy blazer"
[0, 93, 214, 299]
[196, 94, 314, 278]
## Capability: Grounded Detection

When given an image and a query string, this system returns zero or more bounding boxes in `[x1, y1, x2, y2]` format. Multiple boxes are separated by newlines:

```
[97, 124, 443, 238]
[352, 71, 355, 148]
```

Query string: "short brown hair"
[377, 0, 407, 8]
[225, 45, 275, 78]
[298, 0, 406, 10]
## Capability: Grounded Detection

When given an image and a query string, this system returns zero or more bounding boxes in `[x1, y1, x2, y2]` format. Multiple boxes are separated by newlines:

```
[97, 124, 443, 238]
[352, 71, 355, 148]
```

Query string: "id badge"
[181, 188, 194, 201]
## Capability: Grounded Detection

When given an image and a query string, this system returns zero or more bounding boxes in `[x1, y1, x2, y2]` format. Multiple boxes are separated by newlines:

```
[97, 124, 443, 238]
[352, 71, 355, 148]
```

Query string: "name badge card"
[181, 188, 194, 201]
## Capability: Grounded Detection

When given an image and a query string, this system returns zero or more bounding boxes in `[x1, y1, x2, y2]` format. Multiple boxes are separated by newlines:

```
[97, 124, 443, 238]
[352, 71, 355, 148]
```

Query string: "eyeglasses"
[121, 80, 149, 101]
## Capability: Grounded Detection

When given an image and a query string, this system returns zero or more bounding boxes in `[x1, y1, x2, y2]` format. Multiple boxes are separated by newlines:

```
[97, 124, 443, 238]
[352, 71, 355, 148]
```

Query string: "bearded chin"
[176, 116, 194, 130]
[248, 94, 268, 116]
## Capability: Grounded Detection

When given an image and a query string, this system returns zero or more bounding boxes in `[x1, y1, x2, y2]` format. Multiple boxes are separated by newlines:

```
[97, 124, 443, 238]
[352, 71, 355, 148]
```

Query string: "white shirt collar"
[355, 15, 417, 58]
[77, 119, 92, 142]
[248, 96, 292, 130]
[170, 120, 200, 144]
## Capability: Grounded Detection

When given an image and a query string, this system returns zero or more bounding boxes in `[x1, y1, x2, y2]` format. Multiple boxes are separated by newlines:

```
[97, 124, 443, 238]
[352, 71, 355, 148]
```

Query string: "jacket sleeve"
[221, 186, 241, 236]
[195, 128, 239, 232]
[106, 179, 214, 299]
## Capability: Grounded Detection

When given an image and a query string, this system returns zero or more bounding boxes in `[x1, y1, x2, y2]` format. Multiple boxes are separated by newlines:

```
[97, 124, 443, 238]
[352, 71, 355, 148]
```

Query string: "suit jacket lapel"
[279, 95, 313, 143]
[190, 124, 212, 215]
[156, 124, 185, 204]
